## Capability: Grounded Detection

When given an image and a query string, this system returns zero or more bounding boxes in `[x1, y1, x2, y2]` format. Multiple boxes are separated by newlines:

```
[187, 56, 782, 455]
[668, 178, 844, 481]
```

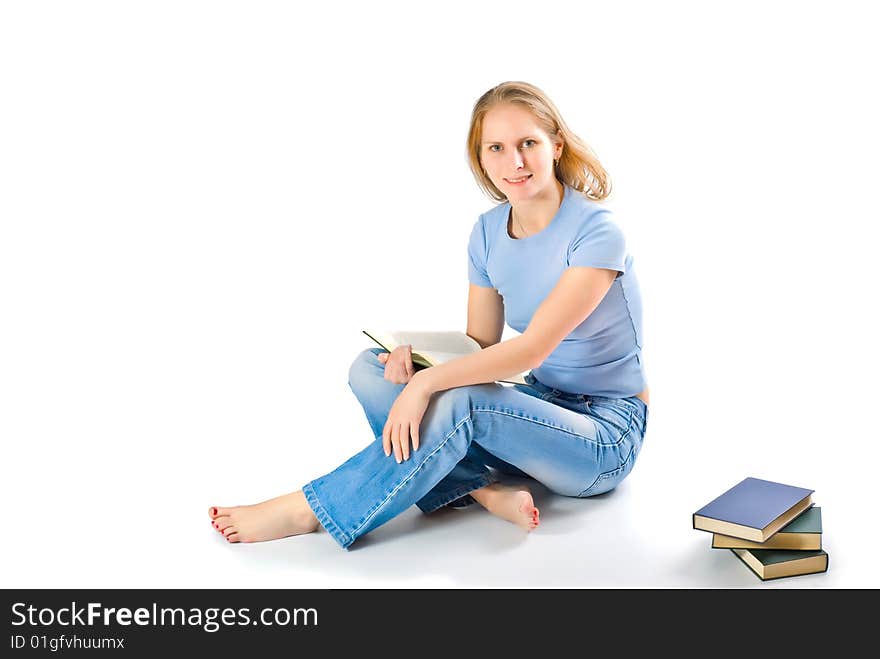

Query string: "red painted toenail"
[211, 508, 217, 516]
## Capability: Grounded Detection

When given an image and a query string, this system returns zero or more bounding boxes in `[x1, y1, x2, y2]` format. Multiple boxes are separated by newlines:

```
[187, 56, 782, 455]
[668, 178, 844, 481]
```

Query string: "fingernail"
[396, 457, 401, 464]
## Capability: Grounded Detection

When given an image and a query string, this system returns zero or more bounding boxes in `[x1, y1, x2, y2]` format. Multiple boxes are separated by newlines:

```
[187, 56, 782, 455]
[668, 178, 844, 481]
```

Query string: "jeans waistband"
[523, 372, 647, 423]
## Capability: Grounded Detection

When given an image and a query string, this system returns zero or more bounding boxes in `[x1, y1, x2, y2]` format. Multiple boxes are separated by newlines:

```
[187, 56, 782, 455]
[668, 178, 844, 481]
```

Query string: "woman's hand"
[382, 378, 432, 463]
[377, 345, 416, 384]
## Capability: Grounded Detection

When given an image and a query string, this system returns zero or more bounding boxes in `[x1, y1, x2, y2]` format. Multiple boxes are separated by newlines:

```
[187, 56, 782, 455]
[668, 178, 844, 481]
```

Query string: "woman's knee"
[423, 384, 499, 439]
[431, 384, 481, 413]
[348, 348, 386, 391]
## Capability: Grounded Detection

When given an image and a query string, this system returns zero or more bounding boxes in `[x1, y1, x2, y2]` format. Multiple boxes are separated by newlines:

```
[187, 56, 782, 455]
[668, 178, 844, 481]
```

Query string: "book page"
[387, 330, 481, 354]
[363, 329, 481, 355]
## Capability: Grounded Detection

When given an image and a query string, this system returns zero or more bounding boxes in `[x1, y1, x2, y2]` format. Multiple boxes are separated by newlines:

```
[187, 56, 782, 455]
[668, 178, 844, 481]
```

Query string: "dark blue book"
[692, 477, 814, 542]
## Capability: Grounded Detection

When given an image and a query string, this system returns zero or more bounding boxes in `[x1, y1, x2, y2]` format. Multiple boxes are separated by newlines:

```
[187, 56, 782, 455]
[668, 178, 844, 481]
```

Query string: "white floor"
[5, 389, 869, 589]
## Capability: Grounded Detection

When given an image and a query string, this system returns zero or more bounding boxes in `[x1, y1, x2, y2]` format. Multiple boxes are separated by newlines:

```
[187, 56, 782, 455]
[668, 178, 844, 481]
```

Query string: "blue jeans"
[302, 347, 650, 550]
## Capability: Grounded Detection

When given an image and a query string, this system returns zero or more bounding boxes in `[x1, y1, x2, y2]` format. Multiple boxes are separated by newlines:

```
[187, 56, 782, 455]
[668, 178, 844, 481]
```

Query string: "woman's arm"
[466, 283, 504, 349]
[412, 267, 617, 396]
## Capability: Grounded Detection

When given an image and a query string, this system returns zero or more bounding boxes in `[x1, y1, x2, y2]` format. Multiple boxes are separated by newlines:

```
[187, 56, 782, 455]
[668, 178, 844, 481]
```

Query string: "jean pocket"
[578, 444, 638, 497]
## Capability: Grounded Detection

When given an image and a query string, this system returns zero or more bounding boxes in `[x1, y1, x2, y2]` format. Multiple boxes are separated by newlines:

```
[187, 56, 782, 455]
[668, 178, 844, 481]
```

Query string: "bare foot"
[208, 491, 320, 543]
[472, 483, 540, 531]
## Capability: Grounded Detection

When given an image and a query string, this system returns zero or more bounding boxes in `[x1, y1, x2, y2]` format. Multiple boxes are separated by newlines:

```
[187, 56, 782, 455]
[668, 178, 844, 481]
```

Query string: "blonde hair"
[466, 81, 611, 203]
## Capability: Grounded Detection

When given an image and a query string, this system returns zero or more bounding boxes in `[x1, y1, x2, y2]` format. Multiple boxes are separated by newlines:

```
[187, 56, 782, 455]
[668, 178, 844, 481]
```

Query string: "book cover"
[712, 506, 822, 550]
[731, 548, 829, 581]
[692, 477, 814, 542]
[363, 329, 529, 386]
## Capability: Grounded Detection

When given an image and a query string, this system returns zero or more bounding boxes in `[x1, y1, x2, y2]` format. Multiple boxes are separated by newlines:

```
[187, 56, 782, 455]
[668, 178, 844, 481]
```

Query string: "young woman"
[208, 81, 650, 550]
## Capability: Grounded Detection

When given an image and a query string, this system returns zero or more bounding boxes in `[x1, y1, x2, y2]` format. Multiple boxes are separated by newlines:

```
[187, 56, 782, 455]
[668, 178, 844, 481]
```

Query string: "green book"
[731, 548, 829, 581]
[712, 506, 822, 550]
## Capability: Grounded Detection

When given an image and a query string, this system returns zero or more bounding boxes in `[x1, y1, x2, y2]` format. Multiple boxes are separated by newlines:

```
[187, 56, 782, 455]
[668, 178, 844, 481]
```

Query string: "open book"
[362, 329, 529, 386]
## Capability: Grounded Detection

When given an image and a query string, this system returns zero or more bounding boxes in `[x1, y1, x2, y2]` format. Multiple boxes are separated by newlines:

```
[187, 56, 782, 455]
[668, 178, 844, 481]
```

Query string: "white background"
[2, 0, 877, 588]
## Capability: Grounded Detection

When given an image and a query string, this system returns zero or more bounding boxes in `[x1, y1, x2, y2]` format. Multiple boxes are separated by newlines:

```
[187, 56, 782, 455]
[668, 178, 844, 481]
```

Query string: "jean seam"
[349, 413, 474, 540]
[578, 444, 636, 497]
[587, 407, 634, 447]
[471, 404, 606, 447]
[302, 483, 353, 550]
[577, 410, 639, 496]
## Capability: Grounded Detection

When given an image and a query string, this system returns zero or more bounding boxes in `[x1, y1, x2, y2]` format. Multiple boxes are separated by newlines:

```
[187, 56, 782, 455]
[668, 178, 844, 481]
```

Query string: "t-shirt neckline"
[504, 183, 572, 243]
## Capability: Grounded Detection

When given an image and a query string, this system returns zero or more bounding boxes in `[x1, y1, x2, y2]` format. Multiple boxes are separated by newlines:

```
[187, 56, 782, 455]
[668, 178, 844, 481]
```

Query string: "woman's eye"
[489, 140, 535, 152]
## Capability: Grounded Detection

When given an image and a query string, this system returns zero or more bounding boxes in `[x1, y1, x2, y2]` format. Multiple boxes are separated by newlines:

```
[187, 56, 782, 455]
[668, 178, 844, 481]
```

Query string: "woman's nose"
[510, 150, 524, 169]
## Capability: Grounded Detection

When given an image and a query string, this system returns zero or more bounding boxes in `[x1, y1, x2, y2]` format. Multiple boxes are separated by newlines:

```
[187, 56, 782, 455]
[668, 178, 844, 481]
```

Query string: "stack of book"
[692, 477, 829, 581]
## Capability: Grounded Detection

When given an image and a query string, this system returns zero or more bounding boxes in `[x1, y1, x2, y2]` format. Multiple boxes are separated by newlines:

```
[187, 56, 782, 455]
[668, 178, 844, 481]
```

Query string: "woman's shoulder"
[479, 199, 511, 225]
[567, 188, 613, 220]
[470, 200, 511, 242]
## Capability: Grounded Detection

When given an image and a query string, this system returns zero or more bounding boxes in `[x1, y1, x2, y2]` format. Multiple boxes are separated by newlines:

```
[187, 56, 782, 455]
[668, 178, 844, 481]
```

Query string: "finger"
[412, 422, 420, 452]
[401, 422, 410, 461]
[382, 421, 391, 457]
[392, 425, 402, 463]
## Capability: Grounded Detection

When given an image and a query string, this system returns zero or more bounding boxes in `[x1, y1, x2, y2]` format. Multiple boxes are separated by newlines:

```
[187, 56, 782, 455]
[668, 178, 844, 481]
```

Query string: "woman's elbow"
[519, 335, 549, 370]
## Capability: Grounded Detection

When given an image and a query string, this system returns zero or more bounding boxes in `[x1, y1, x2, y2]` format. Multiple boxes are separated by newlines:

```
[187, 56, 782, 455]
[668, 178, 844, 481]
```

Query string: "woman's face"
[480, 103, 562, 199]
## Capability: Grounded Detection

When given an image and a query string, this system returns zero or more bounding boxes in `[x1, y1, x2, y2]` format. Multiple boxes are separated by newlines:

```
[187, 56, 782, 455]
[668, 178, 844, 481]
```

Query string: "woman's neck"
[509, 179, 564, 235]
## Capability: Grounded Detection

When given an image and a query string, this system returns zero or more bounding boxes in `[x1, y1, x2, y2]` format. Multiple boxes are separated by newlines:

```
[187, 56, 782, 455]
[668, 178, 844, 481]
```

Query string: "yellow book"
[362, 329, 529, 386]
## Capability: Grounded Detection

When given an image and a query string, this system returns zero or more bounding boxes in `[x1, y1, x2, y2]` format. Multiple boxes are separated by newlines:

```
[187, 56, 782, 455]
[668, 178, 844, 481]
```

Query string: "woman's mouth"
[505, 175, 532, 186]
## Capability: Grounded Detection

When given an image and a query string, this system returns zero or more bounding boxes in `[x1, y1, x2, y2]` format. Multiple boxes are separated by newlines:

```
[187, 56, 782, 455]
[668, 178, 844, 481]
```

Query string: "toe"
[226, 532, 240, 543]
[215, 516, 234, 531]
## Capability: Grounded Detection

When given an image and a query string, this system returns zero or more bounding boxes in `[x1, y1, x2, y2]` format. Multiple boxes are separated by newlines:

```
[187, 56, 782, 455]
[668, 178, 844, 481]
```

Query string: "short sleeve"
[467, 215, 493, 287]
[566, 210, 627, 275]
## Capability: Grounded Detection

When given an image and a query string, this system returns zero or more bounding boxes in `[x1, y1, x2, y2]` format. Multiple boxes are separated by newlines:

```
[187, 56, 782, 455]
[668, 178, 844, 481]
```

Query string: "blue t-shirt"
[467, 183, 647, 398]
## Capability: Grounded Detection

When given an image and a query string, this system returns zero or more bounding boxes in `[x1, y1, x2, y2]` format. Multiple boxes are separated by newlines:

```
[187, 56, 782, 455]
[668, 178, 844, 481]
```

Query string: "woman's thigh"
[422, 380, 634, 498]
